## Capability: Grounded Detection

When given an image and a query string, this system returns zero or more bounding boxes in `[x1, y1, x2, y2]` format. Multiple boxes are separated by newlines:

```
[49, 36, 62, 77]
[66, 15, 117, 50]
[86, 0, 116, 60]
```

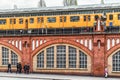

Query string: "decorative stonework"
[76, 39, 92, 50]
[107, 38, 120, 50]
[8, 40, 22, 51]
[32, 39, 47, 51]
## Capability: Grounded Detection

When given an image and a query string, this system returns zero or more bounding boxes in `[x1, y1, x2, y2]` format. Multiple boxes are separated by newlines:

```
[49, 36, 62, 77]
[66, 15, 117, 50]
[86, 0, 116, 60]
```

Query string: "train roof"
[1, 3, 120, 14]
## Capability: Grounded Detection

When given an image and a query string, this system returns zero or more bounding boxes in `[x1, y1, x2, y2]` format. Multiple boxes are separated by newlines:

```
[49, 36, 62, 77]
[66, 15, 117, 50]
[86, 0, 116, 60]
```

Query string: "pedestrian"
[104, 66, 108, 78]
[19, 62, 22, 73]
[7, 63, 12, 73]
[24, 64, 27, 74]
[16, 63, 19, 73]
[26, 64, 30, 74]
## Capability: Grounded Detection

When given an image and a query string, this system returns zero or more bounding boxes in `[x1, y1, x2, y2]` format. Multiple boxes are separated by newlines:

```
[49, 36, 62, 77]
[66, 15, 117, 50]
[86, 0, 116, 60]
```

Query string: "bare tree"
[38, 0, 46, 8]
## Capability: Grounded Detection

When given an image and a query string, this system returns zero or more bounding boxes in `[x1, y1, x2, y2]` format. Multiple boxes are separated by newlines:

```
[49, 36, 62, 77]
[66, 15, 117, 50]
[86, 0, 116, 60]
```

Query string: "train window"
[94, 15, 99, 21]
[37, 18, 40, 23]
[64, 16, 66, 22]
[84, 16, 87, 21]
[84, 15, 91, 21]
[30, 18, 34, 23]
[9, 19, 16, 24]
[70, 16, 79, 22]
[118, 14, 120, 20]
[60, 16, 66, 22]
[19, 18, 23, 24]
[109, 14, 113, 20]
[37, 17, 44, 23]
[10, 19, 12, 24]
[13, 19, 16, 24]
[0, 19, 6, 24]
[47, 17, 56, 23]
[60, 17, 62, 22]
[41, 17, 44, 23]
[88, 15, 91, 21]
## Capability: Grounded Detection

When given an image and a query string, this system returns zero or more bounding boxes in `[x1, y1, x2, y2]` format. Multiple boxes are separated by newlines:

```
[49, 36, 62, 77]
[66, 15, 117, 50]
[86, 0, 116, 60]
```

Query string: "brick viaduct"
[0, 33, 119, 76]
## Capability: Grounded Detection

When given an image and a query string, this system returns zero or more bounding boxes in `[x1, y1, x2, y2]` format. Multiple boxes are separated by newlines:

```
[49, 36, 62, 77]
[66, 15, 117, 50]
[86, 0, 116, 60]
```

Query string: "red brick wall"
[93, 35, 105, 76]
[0, 34, 119, 76]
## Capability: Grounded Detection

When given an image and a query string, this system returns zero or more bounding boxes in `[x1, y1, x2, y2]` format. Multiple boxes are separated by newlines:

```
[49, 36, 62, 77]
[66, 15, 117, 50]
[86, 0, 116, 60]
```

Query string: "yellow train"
[0, 4, 120, 31]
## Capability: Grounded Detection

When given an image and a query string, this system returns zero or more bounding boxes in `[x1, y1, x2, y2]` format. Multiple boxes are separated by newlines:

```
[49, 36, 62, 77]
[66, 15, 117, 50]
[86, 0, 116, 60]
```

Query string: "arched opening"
[0, 46, 21, 71]
[108, 49, 120, 76]
[112, 52, 120, 71]
[97, 40, 101, 49]
[33, 44, 91, 74]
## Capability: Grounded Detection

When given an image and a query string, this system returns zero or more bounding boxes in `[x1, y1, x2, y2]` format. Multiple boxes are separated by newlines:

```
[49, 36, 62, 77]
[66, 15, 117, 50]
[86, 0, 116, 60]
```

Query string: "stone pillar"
[93, 35, 105, 76]
[22, 37, 31, 66]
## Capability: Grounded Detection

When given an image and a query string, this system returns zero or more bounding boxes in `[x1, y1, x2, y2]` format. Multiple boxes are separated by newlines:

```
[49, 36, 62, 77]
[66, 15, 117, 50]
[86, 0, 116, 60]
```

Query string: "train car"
[0, 3, 120, 32]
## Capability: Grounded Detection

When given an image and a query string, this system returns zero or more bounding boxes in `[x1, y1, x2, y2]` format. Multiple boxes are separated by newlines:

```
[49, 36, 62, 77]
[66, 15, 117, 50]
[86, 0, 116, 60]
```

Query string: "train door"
[25, 19, 28, 29]
[59, 16, 66, 28]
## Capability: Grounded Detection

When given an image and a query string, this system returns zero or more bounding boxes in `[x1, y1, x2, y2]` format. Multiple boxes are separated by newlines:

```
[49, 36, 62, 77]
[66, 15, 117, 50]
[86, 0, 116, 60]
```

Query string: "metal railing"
[0, 27, 120, 36]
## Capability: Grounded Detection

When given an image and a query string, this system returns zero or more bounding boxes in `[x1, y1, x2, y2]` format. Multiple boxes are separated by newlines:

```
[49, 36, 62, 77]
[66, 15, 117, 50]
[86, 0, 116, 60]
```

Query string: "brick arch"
[0, 41, 22, 58]
[31, 38, 93, 57]
[106, 44, 120, 58]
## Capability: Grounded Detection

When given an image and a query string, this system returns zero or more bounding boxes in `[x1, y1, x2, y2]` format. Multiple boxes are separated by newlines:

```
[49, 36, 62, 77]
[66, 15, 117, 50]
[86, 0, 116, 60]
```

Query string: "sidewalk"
[0, 72, 119, 80]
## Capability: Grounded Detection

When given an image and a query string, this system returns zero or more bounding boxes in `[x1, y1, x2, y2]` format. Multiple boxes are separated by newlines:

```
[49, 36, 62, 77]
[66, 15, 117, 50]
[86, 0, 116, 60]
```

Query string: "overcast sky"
[0, 0, 120, 9]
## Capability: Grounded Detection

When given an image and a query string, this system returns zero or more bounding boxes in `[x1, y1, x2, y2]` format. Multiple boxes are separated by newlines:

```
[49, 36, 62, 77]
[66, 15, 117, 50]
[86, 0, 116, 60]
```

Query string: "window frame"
[118, 14, 120, 20]
[47, 17, 56, 23]
[69, 46, 76, 68]
[70, 16, 80, 22]
[60, 16, 66, 22]
[109, 14, 113, 20]
[19, 18, 23, 24]
[112, 51, 120, 71]
[30, 18, 34, 24]
[37, 17, 44, 23]
[0, 19, 6, 25]
[46, 46, 54, 68]
[37, 51, 44, 68]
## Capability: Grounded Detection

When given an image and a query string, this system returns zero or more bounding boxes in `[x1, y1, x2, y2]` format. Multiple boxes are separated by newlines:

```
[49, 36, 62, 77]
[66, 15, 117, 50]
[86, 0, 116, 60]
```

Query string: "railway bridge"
[0, 23, 120, 77]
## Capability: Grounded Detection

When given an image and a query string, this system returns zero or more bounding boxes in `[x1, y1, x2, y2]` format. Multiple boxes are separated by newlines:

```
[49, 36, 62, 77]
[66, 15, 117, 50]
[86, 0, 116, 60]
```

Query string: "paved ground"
[0, 72, 119, 80]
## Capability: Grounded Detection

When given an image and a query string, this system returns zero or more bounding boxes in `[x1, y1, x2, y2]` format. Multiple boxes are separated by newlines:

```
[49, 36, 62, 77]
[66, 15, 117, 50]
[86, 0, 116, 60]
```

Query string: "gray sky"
[0, 0, 120, 9]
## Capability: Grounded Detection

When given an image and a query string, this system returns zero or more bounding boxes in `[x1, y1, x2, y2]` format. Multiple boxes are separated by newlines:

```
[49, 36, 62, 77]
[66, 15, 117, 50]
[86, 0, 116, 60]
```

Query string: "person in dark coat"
[19, 62, 22, 73]
[24, 64, 27, 74]
[7, 63, 12, 73]
[16, 63, 19, 73]
[26, 64, 30, 74]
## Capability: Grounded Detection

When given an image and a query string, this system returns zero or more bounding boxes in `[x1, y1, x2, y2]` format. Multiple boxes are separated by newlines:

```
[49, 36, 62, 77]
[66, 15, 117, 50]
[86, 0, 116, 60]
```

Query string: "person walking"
[24, 64, 27, 74]
[7, 63, 12, 73]
[16, 63, 19, 73]
[19, 62, 22, 73]
[26, 64, 30, 74]
[104, 66, 108, 78]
